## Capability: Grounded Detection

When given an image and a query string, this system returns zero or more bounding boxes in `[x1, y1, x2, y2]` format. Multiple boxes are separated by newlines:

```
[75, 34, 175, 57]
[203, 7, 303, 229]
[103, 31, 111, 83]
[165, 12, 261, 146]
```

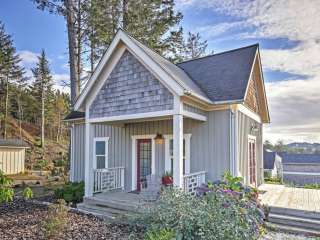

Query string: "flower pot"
[162, 176, 173, 186]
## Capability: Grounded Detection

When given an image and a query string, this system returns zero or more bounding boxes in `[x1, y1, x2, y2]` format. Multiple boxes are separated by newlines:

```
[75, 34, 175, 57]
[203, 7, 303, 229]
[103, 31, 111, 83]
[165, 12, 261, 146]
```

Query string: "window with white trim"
[94, 137, 109, 169]
[165, 134, 191, 175]
[169, 139, 186, 174]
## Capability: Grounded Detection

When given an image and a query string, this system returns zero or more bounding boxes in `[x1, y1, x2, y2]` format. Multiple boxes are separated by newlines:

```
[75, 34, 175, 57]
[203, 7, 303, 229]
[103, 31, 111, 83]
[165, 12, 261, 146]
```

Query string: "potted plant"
[162, 171, 173, 186]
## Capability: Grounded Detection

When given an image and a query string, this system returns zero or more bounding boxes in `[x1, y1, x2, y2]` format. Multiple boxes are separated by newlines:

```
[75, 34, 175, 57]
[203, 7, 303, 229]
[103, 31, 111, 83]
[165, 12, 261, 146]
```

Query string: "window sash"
[94, 137, 109, 169]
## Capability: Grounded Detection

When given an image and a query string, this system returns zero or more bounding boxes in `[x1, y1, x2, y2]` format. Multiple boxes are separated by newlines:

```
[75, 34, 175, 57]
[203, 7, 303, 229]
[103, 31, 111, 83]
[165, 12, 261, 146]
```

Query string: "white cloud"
[177, 0, 320, 143]
[52, 74, 70, 93]
[19, 50, 39, 65]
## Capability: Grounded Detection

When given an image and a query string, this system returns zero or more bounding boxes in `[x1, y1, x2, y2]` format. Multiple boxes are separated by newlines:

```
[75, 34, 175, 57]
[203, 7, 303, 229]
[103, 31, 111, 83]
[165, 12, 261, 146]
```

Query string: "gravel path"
[0, 199, 143, 240]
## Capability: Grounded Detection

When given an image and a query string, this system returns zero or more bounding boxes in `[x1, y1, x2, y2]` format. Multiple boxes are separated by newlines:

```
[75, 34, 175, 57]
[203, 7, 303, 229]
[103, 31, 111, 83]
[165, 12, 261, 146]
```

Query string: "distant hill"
[286, 142, 320, 154]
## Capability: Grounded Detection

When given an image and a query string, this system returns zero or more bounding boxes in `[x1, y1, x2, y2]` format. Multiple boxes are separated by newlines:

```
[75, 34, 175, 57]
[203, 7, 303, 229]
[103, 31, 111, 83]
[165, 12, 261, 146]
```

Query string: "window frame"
[93, 137, 109, 169]
[164, 134, 191, 175]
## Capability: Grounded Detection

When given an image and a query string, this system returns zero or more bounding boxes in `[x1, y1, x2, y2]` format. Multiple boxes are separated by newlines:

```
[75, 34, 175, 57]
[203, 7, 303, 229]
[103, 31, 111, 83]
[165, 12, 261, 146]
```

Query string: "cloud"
[177, 0, 320, 143]
[19, 50, 39, 65]
[52, 73, 70, 93]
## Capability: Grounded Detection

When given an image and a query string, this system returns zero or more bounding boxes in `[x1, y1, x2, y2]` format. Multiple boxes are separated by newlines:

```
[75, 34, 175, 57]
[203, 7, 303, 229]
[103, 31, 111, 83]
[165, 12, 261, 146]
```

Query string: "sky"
[1, 0, 320, 144]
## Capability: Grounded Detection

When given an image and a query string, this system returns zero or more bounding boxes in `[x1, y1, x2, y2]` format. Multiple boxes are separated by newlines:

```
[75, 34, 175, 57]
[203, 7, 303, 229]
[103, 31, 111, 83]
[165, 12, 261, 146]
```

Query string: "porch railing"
[183, 171, 206, 195]
[93, 167, 125, 193]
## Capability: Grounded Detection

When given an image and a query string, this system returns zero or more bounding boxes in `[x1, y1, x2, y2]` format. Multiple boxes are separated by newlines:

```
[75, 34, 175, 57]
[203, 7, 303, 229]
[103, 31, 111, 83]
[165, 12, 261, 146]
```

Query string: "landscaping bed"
[0, 199, 143, 240]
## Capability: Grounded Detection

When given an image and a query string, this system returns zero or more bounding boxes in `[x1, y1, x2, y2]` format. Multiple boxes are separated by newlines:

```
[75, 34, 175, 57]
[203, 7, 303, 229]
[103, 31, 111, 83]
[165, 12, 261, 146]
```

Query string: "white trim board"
[88, 110, 174, 123]
[182, 110, 207, 121]
[131, 134, 156, 191]
[237, 104, 262, 123]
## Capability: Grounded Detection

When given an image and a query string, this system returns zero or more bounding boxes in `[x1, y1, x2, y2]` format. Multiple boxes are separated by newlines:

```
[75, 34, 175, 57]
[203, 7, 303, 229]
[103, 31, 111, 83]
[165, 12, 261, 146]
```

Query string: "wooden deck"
[259, 184, 320, 212]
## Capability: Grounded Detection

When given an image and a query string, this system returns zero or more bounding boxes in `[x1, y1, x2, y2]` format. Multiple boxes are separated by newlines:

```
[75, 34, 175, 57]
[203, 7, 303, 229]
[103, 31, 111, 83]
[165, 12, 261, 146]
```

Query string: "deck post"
[85, 108, 93, 197]
[173, 96, 184, 188]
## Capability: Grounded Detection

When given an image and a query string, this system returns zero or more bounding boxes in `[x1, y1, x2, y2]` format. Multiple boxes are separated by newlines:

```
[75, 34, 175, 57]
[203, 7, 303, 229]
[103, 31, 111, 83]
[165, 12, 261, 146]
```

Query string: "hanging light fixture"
[154, 133, 164, 144]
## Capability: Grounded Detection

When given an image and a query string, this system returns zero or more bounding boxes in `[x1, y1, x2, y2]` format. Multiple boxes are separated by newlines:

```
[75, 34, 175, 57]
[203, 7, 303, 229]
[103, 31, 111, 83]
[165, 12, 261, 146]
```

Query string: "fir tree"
[0, 21, 25, 139]
[31, 50, 53, 148]
[183, 32, 209, 60]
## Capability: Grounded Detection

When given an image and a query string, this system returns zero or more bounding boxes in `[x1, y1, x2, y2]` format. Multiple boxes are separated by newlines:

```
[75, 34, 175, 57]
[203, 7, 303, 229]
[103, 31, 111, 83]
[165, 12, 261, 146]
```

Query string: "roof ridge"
[176, 43, 259, 65]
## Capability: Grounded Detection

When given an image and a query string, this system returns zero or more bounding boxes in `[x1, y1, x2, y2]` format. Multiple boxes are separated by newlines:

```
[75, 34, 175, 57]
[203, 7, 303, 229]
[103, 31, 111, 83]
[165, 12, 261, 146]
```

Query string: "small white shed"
[0, 139, 29, 175]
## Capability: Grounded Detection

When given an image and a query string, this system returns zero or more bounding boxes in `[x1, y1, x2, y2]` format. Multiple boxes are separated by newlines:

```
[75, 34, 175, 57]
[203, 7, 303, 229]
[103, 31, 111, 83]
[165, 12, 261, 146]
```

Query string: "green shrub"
[264, 171, 272, 179]
[303, 183, 320, 189]
[0, 170, 14, 203]
[54, 181, 84, 205]
[144, 229, 176, 240]
[264, 177, 281, 184]
[43, 199, 68, 238]
[23, 187, 33, 200]
[135, 187, 264, 240]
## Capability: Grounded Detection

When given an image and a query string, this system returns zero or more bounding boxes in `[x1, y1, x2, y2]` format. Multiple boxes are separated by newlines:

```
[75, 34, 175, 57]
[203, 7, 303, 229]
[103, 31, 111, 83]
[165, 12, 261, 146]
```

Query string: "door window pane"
[97, 156, 105, 169]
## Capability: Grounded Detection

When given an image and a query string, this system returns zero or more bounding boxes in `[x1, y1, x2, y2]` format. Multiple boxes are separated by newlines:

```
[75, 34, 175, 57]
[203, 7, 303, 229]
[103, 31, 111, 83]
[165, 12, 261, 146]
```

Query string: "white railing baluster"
[183, 171, 206, 195]
[93, 167, 125, 193]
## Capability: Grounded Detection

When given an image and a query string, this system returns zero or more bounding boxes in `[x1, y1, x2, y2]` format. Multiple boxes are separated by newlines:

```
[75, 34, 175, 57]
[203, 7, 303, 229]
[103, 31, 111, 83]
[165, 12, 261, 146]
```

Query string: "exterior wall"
[283, 173, 320, 185]
[283, 163, 320, 172]
[72, 110, 231, 190]
[70, 123, 86, 182]
[89, 50, 173, 118]
[0, 148, 25, 175]
[237, 111, 263, 186]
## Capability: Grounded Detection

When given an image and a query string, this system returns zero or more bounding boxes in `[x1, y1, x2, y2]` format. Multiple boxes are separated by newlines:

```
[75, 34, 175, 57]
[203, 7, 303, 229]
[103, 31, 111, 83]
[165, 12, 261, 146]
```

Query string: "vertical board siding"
[71, 124, 86, 182]
[237, 111, 263, 185]
[72, 110, 231, 190]
[0, 148, 25, 174]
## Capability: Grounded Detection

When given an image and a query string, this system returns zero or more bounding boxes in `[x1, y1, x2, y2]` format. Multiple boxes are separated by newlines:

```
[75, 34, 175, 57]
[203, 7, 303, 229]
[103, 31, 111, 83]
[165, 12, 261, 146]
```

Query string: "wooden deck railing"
[183, 171, 206, 195]
[93, 167, 125, 193]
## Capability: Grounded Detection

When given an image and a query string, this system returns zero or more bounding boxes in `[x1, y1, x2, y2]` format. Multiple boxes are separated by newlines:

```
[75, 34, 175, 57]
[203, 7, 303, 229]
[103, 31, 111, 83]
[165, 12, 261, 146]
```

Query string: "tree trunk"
[41, 89, 45, 148]
[4, 75, 9, 139]
[65, 0, 80, 107]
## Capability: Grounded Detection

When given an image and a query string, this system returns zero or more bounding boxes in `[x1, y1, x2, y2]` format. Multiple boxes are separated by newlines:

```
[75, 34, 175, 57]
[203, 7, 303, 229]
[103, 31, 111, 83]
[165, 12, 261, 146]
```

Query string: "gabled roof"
[74, 29, 269, 123]
[177, 45, 258, 103]
[0, 139, 29, 148]
[280, 153, 320, 164]
[264, 150, 276, 169]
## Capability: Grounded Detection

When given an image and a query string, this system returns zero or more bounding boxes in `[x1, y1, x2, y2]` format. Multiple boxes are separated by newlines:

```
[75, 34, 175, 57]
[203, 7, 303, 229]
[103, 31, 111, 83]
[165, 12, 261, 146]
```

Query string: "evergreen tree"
[183, 32, 209, 60]
[0, 21, 25, 139]
[31, 50, 53, 148]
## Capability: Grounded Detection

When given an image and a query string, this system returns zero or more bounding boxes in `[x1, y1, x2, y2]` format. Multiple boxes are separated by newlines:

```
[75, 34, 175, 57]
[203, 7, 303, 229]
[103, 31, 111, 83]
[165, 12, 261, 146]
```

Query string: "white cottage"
[65, 29, 270, 200]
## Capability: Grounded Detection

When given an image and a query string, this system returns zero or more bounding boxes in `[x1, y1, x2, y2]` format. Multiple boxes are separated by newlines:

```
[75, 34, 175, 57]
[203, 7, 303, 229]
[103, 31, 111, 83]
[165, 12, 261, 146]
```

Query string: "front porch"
[84, 99, 209, 198]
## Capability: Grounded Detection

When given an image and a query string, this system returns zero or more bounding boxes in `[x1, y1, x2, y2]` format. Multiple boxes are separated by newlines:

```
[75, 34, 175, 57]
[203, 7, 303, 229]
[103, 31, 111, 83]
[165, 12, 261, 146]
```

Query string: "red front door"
[137, 139, 152, 191]
[248, 137, 257, 186]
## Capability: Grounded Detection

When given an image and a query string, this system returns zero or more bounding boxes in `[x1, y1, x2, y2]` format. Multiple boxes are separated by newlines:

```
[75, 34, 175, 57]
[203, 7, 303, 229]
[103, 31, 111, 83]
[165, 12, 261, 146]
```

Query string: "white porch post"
[85, 108, 93, 197]
[173, 96, 184, 188]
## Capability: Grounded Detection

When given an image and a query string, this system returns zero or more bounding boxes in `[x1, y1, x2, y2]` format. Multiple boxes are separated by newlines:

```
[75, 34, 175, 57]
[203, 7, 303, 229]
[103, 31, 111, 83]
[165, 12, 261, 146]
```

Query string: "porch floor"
[259, 184, 320, 212]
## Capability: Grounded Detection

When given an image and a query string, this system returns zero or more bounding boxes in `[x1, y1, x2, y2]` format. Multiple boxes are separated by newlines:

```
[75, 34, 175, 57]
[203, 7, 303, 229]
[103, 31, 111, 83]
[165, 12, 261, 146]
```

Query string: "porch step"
[269, 206, 320, 220]
[83, 196, 142, 213]
[265, 222, 320, 237]
[267, 206, 320, 235]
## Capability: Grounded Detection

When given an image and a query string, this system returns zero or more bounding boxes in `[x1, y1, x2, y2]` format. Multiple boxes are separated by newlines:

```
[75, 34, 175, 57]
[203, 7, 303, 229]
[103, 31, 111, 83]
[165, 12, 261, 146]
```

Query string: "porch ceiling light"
[154, 133, 164, 144]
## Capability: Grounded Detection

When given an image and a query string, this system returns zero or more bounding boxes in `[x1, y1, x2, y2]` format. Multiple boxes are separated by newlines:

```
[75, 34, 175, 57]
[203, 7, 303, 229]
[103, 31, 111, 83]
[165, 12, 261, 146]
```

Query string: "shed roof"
[281, 153, 320, 164]
[0, 139, 29, 148]
[64, 111, 85, 121]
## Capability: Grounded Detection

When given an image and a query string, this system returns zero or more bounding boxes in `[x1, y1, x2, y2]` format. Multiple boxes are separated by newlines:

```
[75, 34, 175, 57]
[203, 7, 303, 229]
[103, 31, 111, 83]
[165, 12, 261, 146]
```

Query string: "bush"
[43, 199, 68, 238]
[144, 229, 176, 240]
[303, 183, 320, 189]
[0, 170, 14, 203]
[135, 174, 265, 240]
[54, 181, 84, 205]
[22, 187, 33, 200]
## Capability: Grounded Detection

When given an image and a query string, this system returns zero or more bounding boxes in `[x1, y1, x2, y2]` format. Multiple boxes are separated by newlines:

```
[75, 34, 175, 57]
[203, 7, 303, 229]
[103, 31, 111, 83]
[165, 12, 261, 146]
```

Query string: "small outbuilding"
[0, 139, 29, 175]
[263, 150, 282, 178]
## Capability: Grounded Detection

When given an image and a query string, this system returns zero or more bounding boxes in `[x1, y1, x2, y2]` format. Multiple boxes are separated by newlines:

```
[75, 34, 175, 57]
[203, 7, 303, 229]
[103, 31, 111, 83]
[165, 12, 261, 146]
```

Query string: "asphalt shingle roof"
[0, 139, 29, 148]
[281, 153, 320, 164]
[64, 111, 85, 121]
[177, 44, 258, 103]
